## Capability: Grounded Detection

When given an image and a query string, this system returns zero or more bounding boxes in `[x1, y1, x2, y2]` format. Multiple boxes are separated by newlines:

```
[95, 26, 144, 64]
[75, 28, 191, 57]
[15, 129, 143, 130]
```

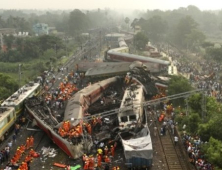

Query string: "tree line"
[0, 8, 119, 36]
[168, 76, 222, 169]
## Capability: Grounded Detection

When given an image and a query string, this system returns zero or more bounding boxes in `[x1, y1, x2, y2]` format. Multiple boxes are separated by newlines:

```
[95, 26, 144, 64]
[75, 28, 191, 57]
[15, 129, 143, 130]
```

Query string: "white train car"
[0, 107, 16, 141]
[1, 81, 40, 116]
[118, 85, 144, 130]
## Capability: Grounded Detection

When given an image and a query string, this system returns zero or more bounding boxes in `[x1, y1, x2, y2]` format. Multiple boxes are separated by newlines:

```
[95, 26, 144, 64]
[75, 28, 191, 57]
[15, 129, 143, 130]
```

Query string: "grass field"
[0, 53, 71, 86]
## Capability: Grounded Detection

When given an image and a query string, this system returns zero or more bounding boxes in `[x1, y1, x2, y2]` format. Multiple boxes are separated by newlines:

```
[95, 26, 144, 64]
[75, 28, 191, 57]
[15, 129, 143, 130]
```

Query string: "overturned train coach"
[25, 77, 121, 159]
[104, 48, 170, 72]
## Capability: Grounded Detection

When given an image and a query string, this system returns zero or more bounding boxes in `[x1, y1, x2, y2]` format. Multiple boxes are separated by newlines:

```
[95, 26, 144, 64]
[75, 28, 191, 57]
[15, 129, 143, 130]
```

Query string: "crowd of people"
[82, 141, 117, 170]
[168, 49, 219, 169]
[0, 123, 39, 170]
[57, 115, 103, 145]
[182, 134, 213, 170]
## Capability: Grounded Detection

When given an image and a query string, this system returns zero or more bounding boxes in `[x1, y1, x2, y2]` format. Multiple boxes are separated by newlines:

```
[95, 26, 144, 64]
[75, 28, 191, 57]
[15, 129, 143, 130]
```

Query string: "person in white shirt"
[174, 136, 179, 145]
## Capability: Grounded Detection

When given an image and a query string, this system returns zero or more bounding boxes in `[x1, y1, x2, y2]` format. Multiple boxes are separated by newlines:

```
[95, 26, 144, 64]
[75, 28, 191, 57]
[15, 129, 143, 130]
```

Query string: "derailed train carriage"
[85, 61, 168, 99]
[104, 49, 169, 71]
[1, 81, 40, 115]
[104, 37, 170, 71]
[118, 84, 153, 168]
[25, 77, 122, 159]
[0, 82, 40, 142]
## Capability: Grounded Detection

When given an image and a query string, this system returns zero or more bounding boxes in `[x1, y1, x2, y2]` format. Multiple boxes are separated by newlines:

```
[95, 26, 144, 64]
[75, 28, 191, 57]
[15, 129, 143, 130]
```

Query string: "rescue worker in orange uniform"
[19, 162, 28, 170]
[60, 129, 67, 138]
[63, 121, 70, 132]
[14, 149, 22, 162]
[112, 166, 120, 170]
[29, 136, 34, 148]
[16, 147, 23, 156]
[20, 144, 26, 153]
[10, 158, 17, 165]
[25, 154, 32, 163]
[26, 137, 30, 149]
[13, 153, 20, 163]
[97, 154, 102, 167]
[76, 125, 82, 134]
[104, 156, 110, 163]
[84, 159, 90, 170]
[110, 145, 115, 157]
[68, 129, 75, 139]
[29, 149, 40, 158]
[67, 121, 70, 130]
[86, 123, 92, 135]
[104, 146, 108, 155]
[92, 116, 97, 126]
[82, 154, 88, 166]
[29, 149, 35, 157]
[88, 155, 95, 170]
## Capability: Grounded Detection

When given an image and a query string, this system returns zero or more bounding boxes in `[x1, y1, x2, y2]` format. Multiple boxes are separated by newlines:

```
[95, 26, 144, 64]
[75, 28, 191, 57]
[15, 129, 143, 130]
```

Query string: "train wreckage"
[25, 61, 168, 168]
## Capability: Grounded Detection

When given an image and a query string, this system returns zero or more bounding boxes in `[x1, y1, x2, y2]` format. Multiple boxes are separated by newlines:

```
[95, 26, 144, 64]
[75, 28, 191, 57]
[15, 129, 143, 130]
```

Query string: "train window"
[129, 115, 136, 121]
[7, 116, 10, 123]
[121, 116, 128, 122]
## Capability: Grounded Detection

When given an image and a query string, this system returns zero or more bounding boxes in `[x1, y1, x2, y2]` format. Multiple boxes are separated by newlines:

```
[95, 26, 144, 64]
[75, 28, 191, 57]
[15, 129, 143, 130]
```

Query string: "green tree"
[38, 35, 63, 53]
[0, 73, 19, 100]
[167, 75, 193, 106]
[0, 16, 6, 28]
[23, 37, 40, 60]
[205, 47, 222, 62]
[202, 137, 222, 168]
[201, 41, 214, 48]
[142, 15, 168, 42]
[187, 113, 201, 133]
[185, 29, 206, 51]
[3, 34, 14, 50]
[68, 9, 89, 36]
[133, 32, 148, 50]
[168, 75, 193, 95]
[187, 93, 202, 113]
[173, 16, 198, 48]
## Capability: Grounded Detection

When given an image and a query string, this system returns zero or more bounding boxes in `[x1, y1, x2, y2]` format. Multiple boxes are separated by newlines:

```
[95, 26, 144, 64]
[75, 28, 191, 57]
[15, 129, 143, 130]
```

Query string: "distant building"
[48, 27, 57, 35]
[33, 23, 49, 36]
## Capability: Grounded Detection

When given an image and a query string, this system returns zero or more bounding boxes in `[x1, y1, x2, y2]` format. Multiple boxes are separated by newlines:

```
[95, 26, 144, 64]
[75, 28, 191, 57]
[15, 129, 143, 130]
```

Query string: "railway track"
[153, 117, 194, 170]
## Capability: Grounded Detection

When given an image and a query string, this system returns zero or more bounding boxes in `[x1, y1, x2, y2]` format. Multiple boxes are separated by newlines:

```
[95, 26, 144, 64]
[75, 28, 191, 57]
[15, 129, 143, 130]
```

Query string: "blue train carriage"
[122, 125, 153, 169]
[1, 81, 40, 116]
[0, 107, 16, 141]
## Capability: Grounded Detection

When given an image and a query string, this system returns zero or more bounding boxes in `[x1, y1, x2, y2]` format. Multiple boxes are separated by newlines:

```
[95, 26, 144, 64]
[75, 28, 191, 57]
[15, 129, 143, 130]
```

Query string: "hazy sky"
[1, 0, 222, 11]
